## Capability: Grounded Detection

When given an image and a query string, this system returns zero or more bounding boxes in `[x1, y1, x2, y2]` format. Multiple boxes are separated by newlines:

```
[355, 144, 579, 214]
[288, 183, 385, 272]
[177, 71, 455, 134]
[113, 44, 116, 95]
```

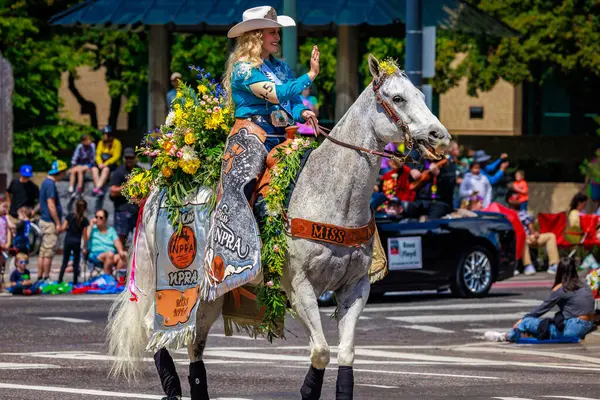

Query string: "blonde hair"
[222, 30, 264, 108]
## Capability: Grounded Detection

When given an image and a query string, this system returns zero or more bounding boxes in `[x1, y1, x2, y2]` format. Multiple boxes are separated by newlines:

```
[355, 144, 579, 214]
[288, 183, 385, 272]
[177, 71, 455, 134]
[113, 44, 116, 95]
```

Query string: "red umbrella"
[483, 202, 525, 261]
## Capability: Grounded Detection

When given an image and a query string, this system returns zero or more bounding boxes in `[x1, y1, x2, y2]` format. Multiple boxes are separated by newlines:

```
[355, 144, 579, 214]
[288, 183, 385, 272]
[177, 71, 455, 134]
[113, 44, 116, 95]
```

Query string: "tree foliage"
[171, 34, 229, 83]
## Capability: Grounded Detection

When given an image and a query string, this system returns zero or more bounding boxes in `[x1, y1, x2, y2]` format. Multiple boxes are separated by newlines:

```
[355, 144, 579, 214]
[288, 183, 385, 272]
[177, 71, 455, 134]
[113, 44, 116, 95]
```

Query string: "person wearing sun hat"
[222, 5, 321, 152]
[37, 159, 67, 282]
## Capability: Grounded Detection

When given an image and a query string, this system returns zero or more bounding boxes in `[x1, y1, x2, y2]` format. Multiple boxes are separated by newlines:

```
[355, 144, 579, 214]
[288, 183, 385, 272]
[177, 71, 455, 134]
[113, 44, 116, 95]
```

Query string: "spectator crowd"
[0, 125, 142, 294]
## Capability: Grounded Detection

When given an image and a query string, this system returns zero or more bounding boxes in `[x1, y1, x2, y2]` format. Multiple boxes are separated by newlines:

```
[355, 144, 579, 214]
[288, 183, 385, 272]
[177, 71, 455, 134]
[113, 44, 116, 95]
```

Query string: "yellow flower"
[168, 160, 179, 169]
[173, 103, 181, 110]
[197, 84, 209, 94]
[379, 60, 398, 76]
[176, 90, 183, 98]
[204, 112, 224, 130]
[164, 141, 174, 152]
[184, 132, 196, 145]
[162, 165, 173, 178]
[180, 159, 200, 175]
[185, 99, 194, 110]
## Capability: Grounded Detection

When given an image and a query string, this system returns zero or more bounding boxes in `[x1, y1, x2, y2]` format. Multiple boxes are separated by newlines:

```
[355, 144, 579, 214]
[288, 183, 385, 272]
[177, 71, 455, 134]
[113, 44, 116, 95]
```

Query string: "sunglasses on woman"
[95, 215, 105, 220]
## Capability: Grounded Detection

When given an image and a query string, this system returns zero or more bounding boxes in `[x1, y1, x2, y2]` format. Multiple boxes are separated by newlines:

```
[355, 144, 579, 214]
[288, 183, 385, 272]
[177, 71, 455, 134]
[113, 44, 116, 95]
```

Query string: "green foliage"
[299, 37, 337, 117]
[171, 34, 229, 83]
[580, 120, 600, 182]
[360, 38, 404, 88]
[13, 120, 99, 171]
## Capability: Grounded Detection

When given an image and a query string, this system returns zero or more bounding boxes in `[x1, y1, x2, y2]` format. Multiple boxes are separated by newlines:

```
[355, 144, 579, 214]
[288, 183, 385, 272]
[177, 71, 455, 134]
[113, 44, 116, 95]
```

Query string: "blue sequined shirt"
[231, 56, 312, 123]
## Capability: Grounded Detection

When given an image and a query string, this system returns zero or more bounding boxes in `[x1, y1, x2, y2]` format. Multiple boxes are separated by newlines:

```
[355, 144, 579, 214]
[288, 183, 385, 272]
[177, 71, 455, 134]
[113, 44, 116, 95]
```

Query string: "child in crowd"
[485, 258, 595, 342]
[461, 192, 484, 212]
[9, 253, 40, 295]
[58, 199, 89, 286]
[69, 133, 97, 197]
[13, 206, 32, 255]
[0, 200, 10, 293]
[510, 170, 529, 211]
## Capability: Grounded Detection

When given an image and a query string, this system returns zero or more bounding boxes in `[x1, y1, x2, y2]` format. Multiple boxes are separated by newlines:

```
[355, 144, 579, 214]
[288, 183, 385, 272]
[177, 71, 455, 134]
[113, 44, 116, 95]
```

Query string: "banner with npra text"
[146, 188, 211, 351]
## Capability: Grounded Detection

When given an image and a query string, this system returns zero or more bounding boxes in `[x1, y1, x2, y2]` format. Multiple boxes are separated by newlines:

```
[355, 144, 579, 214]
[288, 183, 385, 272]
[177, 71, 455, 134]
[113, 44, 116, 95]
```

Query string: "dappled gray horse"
[107, 55, 450, 399]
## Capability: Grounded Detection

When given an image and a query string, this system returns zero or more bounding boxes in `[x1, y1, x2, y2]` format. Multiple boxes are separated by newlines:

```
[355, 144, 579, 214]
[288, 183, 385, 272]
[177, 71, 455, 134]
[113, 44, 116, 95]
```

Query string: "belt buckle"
[270, 110, 289, 127]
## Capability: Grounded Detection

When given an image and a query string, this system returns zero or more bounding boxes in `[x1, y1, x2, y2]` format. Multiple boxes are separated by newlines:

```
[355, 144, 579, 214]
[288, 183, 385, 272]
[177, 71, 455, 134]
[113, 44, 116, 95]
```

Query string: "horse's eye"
[393, 95, 405, 104]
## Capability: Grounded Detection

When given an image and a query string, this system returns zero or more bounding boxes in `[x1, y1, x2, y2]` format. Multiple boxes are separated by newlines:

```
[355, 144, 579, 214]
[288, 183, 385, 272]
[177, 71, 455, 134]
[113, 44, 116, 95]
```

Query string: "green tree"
[299, 37, 337, 121]
[171, 34, 229, 83]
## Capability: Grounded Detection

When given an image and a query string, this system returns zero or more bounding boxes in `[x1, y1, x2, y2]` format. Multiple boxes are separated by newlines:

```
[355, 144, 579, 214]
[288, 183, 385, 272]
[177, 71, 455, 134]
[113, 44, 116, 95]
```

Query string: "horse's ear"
[368, 54, 380, 78]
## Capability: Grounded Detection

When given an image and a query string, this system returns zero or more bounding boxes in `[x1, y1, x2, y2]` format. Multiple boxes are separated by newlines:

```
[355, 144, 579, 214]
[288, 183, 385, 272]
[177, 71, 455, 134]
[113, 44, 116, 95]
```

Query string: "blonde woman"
[223, 6, 320, 152]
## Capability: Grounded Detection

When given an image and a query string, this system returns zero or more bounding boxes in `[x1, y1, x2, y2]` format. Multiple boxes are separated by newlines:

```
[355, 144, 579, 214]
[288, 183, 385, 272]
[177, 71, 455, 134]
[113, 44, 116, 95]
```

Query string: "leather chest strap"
[290, 214, 376, 248]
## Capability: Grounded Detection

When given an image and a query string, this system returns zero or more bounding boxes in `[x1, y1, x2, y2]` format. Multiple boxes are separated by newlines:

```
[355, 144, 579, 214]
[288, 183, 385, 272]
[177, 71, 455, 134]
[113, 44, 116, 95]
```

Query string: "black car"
[372, 212, 517, 298]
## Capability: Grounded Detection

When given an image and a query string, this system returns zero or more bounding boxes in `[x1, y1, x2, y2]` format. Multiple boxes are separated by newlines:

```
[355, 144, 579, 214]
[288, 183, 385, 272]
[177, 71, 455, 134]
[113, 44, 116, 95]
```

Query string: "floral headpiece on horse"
[378, 58, 401, 77]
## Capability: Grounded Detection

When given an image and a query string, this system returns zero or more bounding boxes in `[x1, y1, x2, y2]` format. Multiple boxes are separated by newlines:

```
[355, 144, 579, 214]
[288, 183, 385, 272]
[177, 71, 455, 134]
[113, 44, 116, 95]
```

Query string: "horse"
[107, 55, 451, 399]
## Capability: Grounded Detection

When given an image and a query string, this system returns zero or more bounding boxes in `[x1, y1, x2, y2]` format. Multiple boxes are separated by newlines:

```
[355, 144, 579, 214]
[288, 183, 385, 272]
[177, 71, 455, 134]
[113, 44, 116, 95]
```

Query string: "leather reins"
[306, 74, 414, 164]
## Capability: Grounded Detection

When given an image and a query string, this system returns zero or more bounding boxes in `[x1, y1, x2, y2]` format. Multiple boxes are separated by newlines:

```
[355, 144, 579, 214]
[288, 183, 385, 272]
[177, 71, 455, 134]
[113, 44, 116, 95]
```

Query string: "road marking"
[454, 346, 600, 365]
[208, 334, 263, 341]
[0, 382, 252, 400]
[39, 317, 91, 323]
[492, 398, 534, 400]
[359, 316, 372, 320]
[322, 299, 540, 314]
[204, 350, 307, 362]
[544, 397, 600, 400]
[0, 363, 60, 370]
[357, 383, 399, 389]
[400, 325, 455, 333]
[281, 365, 498, 380]
[464, 328, 511, 333]
[387, 312, 525, 324]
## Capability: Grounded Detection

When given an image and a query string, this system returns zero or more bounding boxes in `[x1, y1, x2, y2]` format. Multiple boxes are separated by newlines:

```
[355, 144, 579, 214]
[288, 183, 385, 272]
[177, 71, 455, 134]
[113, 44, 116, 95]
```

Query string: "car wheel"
[451, 246, 494, 298]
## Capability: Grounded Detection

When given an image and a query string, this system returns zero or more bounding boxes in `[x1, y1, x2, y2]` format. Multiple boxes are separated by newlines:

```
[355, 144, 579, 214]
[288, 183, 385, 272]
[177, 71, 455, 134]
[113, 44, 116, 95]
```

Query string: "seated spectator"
[461, 193, 483, 212]
[69, 133, 96, 197]
[110, 148, 140, 246]
[509, 170, 529, 211]
[91, 126, 122, 197]
[87, 209, 126, 275]
[472, 150, 509, 187]
[514, 202, 559, 275]
[8, 253, 41, 295]
[0, 200, 9, 293]
[459, 162, 493, 207]
[567, 193, 588, 230]
[13, 206, 32, 254]
[59, 199, 89, 285]
[485, 258, 595, 342]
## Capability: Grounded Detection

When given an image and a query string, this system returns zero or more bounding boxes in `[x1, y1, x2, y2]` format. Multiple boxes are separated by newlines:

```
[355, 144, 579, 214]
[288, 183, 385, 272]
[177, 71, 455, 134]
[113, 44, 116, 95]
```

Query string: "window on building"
[469, 106, 484, 119]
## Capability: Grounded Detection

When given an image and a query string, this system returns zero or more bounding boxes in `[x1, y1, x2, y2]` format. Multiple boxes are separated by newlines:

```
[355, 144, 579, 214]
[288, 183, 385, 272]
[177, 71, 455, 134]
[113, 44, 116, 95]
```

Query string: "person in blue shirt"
[472, 150, 509, 186]
[166, 72, 182, 111]
[38, 160, 67, 282]
[222, 6, 320, 152]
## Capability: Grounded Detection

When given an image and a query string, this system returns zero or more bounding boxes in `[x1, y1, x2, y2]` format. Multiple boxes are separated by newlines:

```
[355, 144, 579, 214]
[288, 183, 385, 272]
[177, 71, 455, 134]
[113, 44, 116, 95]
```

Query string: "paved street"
[1, 277, 599, 400]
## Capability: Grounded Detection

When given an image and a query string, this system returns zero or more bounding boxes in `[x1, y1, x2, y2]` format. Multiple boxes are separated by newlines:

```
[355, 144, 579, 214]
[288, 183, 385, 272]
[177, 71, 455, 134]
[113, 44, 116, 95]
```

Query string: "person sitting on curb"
[91, 126, 122, 197]
[512, 202, 560, 275]
[9, 253, 41, 295]
[485, 258, 595, 342]
[86, 209, 126, 275]
[69, 133, 97, 198]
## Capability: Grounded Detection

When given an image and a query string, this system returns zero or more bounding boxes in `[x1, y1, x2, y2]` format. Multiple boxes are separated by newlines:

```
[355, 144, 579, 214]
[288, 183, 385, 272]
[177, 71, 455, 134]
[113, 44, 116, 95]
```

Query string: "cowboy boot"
[300, 365, 325, 400]
[188, 361, 209, 400]
[335, 366, 354, 400]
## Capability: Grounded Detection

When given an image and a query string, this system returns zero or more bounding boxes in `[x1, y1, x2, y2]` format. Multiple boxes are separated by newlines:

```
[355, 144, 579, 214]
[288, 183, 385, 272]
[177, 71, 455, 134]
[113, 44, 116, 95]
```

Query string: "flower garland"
[258, 137, 319, 340]
[378, 58, 400, 77]
[122, 67, 233, 230]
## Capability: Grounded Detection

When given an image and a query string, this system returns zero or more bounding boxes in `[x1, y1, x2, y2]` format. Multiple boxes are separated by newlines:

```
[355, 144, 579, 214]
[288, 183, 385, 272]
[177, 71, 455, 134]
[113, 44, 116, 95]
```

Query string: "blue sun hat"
[49, 160, 68, 175]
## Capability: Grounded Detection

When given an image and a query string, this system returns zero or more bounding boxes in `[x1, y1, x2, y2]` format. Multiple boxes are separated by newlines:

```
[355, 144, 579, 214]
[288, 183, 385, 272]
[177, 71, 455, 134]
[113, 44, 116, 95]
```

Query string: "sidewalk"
[2, 254, 102, 283]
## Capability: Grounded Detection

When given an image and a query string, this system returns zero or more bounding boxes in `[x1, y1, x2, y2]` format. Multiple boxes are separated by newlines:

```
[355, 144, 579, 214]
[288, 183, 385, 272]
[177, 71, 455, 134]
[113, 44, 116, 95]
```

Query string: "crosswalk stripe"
[492, 397, 534, 400]
[0, 363, 60, 370]
[387, 312, 525, 324]
[357, 384, 399, 389]
[543, 396, 600, 400]
[464, 328, 511, 333]
[351, 299, 539, 313]
[39, 317, 91, 323]
[400, 325, 455, 333]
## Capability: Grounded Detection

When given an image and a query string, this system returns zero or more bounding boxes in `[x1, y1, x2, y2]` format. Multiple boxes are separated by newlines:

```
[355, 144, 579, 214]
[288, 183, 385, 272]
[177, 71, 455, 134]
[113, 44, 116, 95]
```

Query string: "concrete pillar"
[0, 51, 13, 192]
[147, 25, 169, 130]
[335, 26, 359, 122]
[405, 0, 422, 87]
[282, 0, 297, 74]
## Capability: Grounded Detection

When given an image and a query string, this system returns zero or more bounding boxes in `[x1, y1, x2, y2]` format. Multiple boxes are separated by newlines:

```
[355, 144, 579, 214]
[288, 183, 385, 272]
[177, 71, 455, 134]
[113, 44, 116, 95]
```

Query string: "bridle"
[307, 73, 414, 163]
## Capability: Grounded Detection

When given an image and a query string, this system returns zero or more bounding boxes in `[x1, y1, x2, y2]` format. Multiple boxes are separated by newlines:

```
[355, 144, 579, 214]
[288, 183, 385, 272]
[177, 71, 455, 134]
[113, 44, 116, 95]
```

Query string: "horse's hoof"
[189, 361, 209, 400]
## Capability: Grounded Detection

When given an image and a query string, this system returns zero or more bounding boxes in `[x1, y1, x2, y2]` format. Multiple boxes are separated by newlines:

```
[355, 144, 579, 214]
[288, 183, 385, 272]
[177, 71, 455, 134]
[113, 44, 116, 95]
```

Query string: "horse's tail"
[107, 193, 157, 380]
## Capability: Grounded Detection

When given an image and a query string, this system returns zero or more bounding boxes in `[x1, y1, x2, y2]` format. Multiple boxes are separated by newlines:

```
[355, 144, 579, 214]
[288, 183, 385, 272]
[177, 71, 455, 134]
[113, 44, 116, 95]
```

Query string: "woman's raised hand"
[308, 45, 320, 80]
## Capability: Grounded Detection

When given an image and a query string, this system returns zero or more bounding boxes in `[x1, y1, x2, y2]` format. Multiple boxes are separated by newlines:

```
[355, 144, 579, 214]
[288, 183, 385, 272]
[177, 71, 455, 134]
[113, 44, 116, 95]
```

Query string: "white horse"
[107, 55, 450, 399]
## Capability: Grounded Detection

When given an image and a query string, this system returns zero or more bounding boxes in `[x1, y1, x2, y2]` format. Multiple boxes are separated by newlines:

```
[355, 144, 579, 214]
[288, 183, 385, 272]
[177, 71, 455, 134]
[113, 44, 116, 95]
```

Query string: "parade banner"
[146, 189, 211, 351]
[203, 120, 267, 301]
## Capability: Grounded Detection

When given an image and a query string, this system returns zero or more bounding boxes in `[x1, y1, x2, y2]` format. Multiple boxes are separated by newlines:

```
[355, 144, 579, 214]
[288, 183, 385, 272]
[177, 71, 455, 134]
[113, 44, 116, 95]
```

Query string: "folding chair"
[580, 214, 600, 250]
[538, 212, 585, 258]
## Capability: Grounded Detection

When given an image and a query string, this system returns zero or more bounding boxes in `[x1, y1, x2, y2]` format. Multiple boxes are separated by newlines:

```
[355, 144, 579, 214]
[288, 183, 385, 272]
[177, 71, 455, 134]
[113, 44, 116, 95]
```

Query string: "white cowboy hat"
[227, 6, 296, 39]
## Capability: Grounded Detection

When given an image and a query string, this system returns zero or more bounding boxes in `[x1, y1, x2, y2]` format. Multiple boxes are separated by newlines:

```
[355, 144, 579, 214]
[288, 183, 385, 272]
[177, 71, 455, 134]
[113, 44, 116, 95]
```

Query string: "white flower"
[165, 111, 175, 126]
[181, 145, 198, 162]
[265, 203, 282, 217]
